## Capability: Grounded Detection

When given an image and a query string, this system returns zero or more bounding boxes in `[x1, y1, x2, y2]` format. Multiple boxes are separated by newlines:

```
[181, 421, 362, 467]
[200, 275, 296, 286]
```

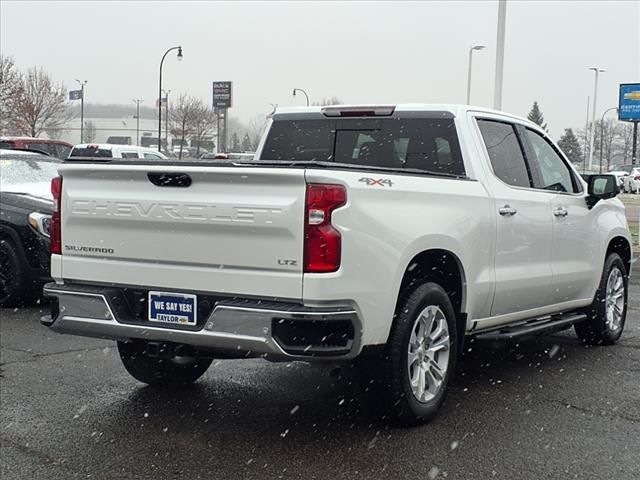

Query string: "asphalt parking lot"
[1, 273, 639, 480]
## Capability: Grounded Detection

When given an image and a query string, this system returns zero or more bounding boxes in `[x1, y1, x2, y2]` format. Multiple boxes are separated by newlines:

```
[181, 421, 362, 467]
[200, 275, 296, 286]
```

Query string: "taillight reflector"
[304, 184, 346, 273]
[50, 176, 62, 255]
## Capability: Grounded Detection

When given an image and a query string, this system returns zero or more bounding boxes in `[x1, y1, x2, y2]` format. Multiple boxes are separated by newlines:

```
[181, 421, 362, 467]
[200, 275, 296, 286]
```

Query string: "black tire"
[575, 253, 628, 345]
[0, 239, 28, 308]
[360, 282, 458, 426]
[117, 341, 213, 386]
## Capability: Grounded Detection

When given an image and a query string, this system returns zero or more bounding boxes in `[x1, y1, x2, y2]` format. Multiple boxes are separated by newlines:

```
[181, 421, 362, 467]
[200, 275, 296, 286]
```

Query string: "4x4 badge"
[359, 177, 394, 187]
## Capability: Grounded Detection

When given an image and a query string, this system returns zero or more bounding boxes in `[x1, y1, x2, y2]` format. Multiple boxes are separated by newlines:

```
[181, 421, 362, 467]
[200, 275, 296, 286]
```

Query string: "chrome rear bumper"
[42, 283, 361, 360]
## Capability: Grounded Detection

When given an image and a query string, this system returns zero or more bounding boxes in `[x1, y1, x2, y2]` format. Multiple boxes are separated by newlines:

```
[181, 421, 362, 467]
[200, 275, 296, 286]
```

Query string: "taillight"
[304, 184, 346, 273]
[50, 176, 62, 254]
[321, 105, 395, 117]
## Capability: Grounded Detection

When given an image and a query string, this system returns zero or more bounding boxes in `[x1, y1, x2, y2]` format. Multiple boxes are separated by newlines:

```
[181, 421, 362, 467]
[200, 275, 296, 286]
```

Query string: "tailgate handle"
[147, 172, 192, 187]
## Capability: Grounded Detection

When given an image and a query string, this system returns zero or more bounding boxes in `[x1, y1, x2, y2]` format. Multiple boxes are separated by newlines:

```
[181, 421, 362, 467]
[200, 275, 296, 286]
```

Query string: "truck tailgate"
[58, 163, 306, 299]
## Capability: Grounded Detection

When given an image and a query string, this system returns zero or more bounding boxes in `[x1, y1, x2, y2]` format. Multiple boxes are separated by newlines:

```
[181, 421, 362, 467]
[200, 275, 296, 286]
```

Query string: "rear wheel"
[575, 253, 627, 345]
[117, 341, 213, 386]
[361, 282, 458, 425]
[0, 239, 28, 308]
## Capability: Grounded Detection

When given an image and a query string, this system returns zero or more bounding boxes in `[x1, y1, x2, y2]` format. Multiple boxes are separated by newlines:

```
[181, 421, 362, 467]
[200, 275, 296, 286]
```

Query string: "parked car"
[202, 152, 255, 160]
[171, 146, 203, 158]
[607, 170, 629, 190]
[69, 144, 168, 160]
[0, 149, 60, 306]
[105, 136, 132, 145]
[42, 104, 631, 425]
[0, 136, 73, 160]
[622, 166, 640, 194]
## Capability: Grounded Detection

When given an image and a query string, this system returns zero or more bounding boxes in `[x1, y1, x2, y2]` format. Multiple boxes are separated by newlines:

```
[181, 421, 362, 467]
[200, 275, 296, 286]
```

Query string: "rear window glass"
[260, 118, 465, 176]
[70, 147, 113, 158]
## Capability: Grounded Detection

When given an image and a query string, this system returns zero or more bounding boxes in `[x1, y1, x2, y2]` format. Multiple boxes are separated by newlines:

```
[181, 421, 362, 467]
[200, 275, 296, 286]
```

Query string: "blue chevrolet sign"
[619, 83, 640, 122]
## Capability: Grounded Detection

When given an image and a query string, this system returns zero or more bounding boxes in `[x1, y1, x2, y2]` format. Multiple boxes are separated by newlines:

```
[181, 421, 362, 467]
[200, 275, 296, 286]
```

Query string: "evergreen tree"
[230, 132, 240, 151]
[527, 101, 548, 131]
[557, 128, 583, 164]
[241, 133, 252, 152]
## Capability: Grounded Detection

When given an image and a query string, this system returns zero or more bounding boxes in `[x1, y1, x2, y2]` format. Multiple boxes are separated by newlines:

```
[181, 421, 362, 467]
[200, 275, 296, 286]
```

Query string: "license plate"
[148, 291, 197, 326]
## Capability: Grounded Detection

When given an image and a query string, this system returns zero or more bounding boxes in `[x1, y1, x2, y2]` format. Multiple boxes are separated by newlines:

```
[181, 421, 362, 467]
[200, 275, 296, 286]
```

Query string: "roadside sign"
[212, 81, 232, 109]
[619, 83, 640, 122]
[69, 89, 83, 101]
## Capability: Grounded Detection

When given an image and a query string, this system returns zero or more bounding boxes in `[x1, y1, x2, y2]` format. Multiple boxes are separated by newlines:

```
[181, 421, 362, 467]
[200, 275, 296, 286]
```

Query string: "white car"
[43, 104, 631, 425]
[607, 170, 630, 190]
[622, 167, 640, 194]
[69, 144, 168, 160]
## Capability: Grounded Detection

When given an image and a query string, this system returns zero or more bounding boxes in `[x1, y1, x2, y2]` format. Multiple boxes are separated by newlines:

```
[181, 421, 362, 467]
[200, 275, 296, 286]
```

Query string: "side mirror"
[586, 174, 618, 209]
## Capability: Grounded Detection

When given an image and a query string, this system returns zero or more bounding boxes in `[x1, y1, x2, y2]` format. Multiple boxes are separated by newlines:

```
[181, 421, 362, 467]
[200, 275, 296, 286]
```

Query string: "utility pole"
[158, 46, 182, 152]
[582, 96, 590, 174]
[162, 89, 171, 149]
[292, 88, 310, 106]
[632, 122, 638, 165]
[588, 67, 605, 170]
[493, 0, 507, 110]
[75, 80, 87, 142]
[466, 45, 486, 105]
[132, 99, 143, 145]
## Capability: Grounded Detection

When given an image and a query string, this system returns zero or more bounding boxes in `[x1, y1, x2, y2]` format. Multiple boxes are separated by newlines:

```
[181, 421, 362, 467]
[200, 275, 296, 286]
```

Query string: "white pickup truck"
[43, 104, 632, 425]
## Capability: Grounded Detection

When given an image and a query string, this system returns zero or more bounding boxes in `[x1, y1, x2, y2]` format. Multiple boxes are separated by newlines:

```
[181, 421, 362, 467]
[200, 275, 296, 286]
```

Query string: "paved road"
[2, 274, 639, 480]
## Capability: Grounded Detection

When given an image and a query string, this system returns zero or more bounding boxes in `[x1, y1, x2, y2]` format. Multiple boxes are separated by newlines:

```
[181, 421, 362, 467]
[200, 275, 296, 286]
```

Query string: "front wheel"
[575, 253, 628, 345]
[117, 341, 213, 386]
[361, 282, 458, 425]
[0, 239, 28, 308]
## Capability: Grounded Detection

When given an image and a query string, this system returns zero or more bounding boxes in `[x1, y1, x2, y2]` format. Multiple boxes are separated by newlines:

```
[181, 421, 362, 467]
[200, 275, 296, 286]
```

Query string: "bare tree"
[190, 101, 216, 156]
[169, 94, 199, 159]
[247, 114, 267, 150]
[45, 126, 65, 140]
[311, 97, 343, 106]
[0, 55, 23, 135]
[614, 123, 635, 164]
[83, 120, 97, 143]
[597, 119, 619, 170]
[13, 67, 74, 137]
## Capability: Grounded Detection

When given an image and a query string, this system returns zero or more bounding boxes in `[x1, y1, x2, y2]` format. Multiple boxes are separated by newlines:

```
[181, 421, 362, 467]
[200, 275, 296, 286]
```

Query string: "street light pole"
[599, 107, 619, 173]
[292, 88, 309, 106]
[158, 46, 182, 152]
[588, 67, 605, 170]
[132, 99, 143, 146]
[466, 45, 485, 105]
[162, 89, 171, 149]
[582, 96, 590, 175]
[493, 0, 507, 110]
[75, 79, 87, 143]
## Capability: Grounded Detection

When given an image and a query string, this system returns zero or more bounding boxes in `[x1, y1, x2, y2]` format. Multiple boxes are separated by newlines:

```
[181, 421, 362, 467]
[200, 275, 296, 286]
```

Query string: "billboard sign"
[213, 81, 232, 109]
[619, 83, 640, 122]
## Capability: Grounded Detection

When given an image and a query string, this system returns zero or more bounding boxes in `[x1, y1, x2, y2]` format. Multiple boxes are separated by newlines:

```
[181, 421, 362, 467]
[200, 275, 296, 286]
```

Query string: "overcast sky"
[1, 0, 638, 138]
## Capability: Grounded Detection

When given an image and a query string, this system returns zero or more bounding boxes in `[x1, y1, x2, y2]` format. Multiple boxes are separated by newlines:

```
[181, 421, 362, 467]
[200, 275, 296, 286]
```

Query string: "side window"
[121, 152, 139, 159]
[477, 119, 530, 188]
[523, 129, 578, 193]
[143, 153, 162, 160]
[55, 144, 72, 159]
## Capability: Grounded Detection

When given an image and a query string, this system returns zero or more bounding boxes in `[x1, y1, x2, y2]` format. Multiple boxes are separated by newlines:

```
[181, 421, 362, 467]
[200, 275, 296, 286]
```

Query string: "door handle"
[553, 207, 568, 217]
[499, 205, 517, 217]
